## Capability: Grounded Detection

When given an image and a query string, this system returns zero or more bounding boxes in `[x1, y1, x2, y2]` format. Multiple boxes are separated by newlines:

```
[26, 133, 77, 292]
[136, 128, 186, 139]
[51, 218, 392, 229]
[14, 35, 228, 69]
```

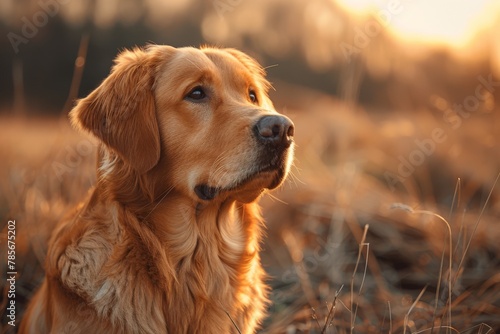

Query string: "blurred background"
[1, 0, 500, 333]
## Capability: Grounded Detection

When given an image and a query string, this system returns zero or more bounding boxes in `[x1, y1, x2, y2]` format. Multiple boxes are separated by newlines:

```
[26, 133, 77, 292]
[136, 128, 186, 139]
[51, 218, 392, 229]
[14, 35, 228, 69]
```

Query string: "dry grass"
[259, 90, 500, 333]
[1, 86, 499, 333]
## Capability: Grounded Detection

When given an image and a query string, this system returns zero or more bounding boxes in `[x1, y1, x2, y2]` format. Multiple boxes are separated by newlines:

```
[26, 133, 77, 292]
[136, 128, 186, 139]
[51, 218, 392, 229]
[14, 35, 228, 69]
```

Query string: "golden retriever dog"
[19, 45, 294, 334]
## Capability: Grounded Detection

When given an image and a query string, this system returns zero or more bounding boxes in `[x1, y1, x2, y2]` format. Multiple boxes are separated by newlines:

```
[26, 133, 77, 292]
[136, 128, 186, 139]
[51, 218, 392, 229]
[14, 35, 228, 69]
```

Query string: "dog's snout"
[254, 115, 294, 147]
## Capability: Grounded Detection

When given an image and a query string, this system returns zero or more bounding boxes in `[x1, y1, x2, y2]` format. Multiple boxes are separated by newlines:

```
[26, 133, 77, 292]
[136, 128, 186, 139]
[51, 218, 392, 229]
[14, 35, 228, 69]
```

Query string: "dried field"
[1, 84, 499, 333]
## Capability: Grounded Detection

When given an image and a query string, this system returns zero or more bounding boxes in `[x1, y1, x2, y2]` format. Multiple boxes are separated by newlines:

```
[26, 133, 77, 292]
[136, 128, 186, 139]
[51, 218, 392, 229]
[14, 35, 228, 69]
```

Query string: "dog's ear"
[70, 46, 173, 173]
[223, 48, 273, 108]
[224, 48, 271, 90]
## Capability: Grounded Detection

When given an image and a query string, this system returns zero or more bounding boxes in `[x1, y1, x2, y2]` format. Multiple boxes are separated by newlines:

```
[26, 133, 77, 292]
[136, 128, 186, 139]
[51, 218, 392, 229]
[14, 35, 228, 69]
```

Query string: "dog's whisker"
[265, 192, 289, 205]
[140, 185, 175, 222]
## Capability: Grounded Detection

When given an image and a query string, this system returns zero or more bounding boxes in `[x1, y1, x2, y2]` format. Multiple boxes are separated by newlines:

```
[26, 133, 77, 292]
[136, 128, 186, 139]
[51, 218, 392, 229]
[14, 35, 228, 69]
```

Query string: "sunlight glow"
[335, 0, 500, 48]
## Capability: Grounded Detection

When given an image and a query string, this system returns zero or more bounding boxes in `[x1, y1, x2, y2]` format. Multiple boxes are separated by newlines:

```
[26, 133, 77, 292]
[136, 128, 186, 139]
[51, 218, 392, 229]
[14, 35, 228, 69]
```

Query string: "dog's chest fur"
[49, 197, 266, 334]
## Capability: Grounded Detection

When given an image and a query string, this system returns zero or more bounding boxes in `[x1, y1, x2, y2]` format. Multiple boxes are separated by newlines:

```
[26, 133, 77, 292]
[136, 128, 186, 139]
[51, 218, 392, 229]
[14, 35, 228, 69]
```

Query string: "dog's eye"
[249, 90, 258, 104]
[186, 86, 206, 101]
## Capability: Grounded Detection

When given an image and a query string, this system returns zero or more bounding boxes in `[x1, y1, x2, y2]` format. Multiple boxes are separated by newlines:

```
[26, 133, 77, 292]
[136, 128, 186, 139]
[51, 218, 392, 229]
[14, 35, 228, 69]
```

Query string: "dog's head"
[71, 45, 294, 204]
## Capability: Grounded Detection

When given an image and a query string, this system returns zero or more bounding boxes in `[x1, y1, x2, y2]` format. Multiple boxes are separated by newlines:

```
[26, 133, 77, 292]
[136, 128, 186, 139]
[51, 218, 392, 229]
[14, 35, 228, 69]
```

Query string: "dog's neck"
[148, 190, 262, 267]
[95, 148, 264, 278]
[94, 153, 263, 277]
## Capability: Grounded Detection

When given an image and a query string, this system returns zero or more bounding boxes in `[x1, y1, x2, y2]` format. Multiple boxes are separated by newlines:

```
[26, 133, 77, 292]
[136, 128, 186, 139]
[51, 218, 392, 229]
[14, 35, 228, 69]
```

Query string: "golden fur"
[19, 45, 294, 334]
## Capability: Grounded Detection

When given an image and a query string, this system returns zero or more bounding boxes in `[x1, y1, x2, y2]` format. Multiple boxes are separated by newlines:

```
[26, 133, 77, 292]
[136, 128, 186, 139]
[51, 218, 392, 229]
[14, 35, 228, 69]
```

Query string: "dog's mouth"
[194, 154, 289, 202]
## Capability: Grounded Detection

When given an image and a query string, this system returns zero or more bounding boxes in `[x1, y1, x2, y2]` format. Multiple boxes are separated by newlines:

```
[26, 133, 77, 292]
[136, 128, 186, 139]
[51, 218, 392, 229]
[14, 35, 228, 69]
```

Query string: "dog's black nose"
[254, 115, 294, 147]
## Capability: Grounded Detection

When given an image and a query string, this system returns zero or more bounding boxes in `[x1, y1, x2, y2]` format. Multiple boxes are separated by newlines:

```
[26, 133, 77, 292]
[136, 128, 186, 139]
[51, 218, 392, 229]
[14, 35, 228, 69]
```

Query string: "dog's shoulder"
[46, 199, 168, 332]
[46, 199, 120, 297]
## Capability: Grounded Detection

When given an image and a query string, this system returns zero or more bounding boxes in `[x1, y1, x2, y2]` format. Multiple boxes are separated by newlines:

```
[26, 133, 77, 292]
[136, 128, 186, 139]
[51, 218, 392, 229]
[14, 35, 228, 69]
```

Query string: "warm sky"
[336, 0, 500, 48]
